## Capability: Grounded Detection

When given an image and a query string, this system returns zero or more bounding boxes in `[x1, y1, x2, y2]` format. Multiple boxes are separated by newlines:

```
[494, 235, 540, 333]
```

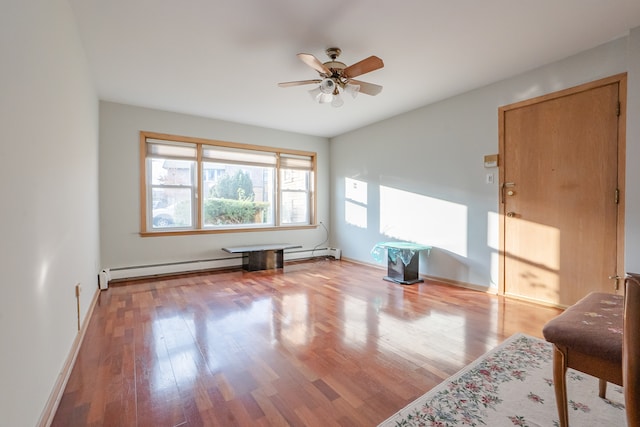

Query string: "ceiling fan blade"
[278, 79, 321, 88]
[349, 79, 383, 96]
[297, 53, 331, 76]
[343, 56, 384, 79]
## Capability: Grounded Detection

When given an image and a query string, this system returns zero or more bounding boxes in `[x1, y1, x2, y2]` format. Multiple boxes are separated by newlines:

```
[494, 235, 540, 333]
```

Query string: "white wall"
[99, 102, 330, 273]
[0, 1, 99, 425]
[331, 33, 639, 289]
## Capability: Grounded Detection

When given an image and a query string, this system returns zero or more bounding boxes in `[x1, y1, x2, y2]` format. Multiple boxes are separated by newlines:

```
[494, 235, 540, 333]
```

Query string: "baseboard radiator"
[102, 247, 341, 285]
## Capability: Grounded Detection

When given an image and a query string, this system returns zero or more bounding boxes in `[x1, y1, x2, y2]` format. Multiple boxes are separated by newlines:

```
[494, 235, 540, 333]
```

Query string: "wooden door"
[499, 75, 626, 307]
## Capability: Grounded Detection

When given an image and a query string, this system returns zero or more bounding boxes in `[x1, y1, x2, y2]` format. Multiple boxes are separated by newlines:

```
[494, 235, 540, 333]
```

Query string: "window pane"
[281, 169, 309, 191]
[281, 191, 309, 224]
[202, 162, 274, 227]
[151, 159, 194, 186]
[149, 158, 195, 229]
[151, 187, 193, 228]
[280, 169, 310, 224]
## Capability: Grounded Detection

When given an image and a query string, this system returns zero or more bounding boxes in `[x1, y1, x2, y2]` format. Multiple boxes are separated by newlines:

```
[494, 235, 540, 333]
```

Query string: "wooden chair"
[542, 291, 624, 427]
[625, 273, 640, 427]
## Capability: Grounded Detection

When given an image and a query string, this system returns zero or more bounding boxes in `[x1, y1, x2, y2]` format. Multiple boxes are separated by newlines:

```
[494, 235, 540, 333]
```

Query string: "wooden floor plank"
[52, 259, 562, 426]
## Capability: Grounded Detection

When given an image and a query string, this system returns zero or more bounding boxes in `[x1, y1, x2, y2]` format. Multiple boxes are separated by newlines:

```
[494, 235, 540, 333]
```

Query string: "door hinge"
[609, 274, 622, 290]
[615, 188, 620, 204]
[616, 102, 621, 117]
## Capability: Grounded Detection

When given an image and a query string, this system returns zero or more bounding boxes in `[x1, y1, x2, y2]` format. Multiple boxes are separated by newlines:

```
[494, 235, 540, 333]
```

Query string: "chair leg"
[627, 382, 640, 427]
[552, 345, 569, 427]
[598, 378, 607, 399]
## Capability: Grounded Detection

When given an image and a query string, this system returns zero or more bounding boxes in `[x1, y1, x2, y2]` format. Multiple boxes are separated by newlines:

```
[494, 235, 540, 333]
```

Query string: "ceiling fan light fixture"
[319, 78, 336, 94]
[308, 86, 322, 100]
[318, 93, 334, 104]
[331, 93, 344, 108]
[309, 81, 342, 106]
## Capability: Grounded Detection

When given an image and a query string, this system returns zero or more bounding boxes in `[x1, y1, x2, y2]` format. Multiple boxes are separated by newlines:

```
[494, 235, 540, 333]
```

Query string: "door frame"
[497, 73, 627, 301]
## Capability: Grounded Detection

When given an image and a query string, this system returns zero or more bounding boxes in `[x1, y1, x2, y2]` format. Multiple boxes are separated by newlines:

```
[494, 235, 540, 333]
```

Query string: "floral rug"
[379, 333, 626, 427]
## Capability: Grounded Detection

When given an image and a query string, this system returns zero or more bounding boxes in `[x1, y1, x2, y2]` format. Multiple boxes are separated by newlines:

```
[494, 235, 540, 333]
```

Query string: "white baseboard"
[38, 287, 100, 427]
[106, 247, 340, 282]
[108, 257, 239, 281]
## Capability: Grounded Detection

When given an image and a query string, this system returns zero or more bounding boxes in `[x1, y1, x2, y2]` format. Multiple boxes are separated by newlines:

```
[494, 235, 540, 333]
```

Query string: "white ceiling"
[68, 0, 640, 138]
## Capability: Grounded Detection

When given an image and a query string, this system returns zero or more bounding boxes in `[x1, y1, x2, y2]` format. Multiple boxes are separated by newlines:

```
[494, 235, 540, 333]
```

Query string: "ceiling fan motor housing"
[326, 47, 342, 60]
[324, 48, 347, 82]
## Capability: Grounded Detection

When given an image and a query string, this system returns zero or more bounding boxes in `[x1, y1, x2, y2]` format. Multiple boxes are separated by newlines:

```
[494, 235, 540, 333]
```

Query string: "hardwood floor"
[52, 259, 562, 427]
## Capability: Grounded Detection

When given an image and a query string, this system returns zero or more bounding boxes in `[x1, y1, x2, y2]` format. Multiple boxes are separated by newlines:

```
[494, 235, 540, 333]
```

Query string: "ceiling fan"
[278, 47, 384, 107]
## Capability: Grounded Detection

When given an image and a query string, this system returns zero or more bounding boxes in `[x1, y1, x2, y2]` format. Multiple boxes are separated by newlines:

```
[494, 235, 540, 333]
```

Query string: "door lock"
[506, 212, 517, 218]
[501, 182, 516, 203]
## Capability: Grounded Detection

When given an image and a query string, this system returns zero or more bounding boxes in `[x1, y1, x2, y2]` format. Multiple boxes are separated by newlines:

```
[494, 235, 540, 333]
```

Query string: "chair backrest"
[624, 273, 640, 427]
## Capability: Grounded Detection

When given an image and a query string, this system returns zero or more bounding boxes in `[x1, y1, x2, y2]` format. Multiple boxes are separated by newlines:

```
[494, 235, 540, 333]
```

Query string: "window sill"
[140, 224, 318, 237]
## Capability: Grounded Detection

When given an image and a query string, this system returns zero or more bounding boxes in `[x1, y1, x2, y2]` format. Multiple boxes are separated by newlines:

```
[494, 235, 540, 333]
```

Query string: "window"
[140, 132, 316, 235]
[280, 155, 314, 225]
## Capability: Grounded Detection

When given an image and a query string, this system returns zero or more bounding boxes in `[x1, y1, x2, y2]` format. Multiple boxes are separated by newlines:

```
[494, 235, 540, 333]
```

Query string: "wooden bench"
[542, 292, 624, 427]
[222, 244, 301, 271]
